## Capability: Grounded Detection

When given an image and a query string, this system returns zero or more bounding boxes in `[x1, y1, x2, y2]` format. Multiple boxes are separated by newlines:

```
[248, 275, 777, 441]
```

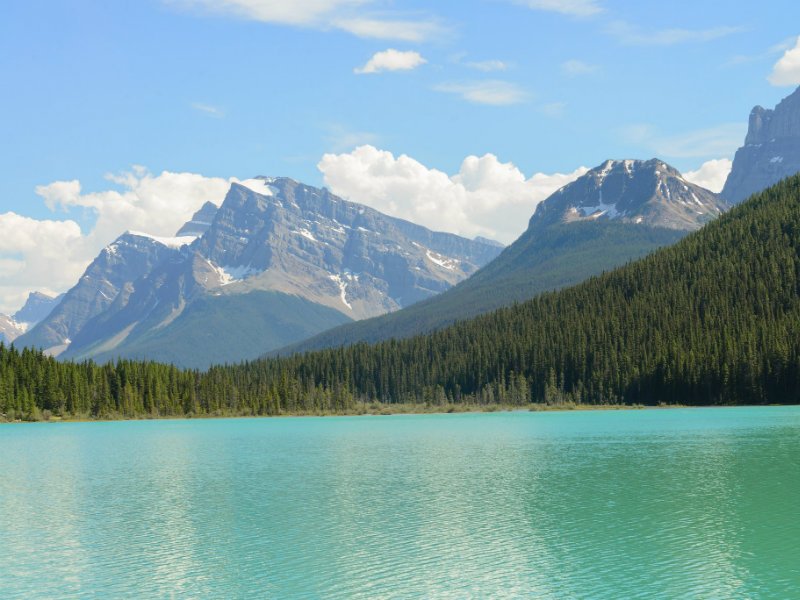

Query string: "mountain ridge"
[276, 158, 715, 356]
[20, 177, 502, 368]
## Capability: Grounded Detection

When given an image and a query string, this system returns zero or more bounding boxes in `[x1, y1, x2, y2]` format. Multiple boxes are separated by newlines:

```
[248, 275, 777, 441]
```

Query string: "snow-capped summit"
[529, 158, 728, 232]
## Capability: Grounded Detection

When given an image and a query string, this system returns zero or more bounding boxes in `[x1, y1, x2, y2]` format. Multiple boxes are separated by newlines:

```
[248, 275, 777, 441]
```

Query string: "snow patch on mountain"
[127, 231, 197, 249]
[328, 274, 352, 309]
[238, 179, 279, 197]
[212, 263, 264, 286]
[426, 249, 460, 271]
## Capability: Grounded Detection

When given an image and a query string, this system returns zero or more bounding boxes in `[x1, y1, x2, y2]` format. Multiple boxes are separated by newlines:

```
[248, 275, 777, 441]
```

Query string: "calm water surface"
[1, 407, 799, 599]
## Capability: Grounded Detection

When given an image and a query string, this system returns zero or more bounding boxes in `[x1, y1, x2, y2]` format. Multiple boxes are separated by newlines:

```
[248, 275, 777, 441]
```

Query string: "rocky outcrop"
[722, 86, 800, 204]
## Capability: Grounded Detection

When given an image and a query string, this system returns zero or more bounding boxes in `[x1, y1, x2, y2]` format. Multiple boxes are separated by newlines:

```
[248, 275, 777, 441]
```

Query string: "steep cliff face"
[191, 178, 501, 319]
[722, 86, 800, 204]
[530, 159, 727, 231]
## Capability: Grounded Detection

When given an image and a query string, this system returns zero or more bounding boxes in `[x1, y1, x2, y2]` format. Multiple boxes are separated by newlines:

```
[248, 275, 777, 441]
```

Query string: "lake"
[1, 407, 798, 599]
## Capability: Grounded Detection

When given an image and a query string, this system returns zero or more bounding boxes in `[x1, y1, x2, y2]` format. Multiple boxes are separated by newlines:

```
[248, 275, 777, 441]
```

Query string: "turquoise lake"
[1, 407, 799, 599]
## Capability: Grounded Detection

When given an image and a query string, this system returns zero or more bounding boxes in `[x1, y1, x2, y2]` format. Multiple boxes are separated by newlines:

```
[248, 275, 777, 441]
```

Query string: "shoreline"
[3, 401, 769, 425]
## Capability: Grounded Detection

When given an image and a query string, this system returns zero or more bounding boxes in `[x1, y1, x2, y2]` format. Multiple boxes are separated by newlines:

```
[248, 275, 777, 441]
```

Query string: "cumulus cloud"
[0, 169, 235, 313]
[683, 158, 733, 194]
[318, 145, 588, 244]
[435, 80, 528, 105]
[355, 49, 427, 74]
[165, 0, 444, 41]
[768, 36, 800, 86]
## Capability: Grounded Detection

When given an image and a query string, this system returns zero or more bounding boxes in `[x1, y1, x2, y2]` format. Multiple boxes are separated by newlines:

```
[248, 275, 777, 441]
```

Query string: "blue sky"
[1, 0, 799, 311]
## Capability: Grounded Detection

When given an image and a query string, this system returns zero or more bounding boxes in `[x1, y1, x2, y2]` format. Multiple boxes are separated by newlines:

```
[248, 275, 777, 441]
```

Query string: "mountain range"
[7, 172, 800, 422]
[10, 86, 800, 368]
[16, 178, 502, 367]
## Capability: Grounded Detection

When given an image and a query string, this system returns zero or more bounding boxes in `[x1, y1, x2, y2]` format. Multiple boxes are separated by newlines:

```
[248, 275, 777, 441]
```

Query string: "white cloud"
[683, 158, 733, 194]
[607, 21, 743, 46]
[318, 145, 588, 244]
[465, 59, 508, 72]
[334, 18, 443, 42]
[0, 169, 235, 313]
[561, 59, 599, 76]
[510, 0, 602, 17]
[435, 80, 528, 105]
[624, 122, 746, 159]
[191, 102, 225, 117]
[725, 38, 796, 68]
[768, 36, 800, 86]
[355, 49, 427, 74]
[165, 0, 444, 41]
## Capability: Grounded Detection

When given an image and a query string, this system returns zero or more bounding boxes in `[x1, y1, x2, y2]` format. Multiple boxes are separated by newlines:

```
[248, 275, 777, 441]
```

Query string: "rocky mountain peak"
[530, 158, 727, 232]
[192, 178, 504, 319]
[13, 291, 63, 325]
[722, 86, 800, 204]
[176, 201, 219, 237]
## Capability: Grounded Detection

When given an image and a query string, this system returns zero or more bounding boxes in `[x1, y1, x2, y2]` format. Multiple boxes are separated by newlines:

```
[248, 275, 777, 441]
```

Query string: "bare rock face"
[192, 178, 503, 319]
[530, 159, 727, 232]
[722, 86, 800, 204]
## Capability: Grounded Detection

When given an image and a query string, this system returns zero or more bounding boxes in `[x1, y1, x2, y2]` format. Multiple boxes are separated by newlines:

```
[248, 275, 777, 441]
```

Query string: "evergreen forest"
[3, 175, 800, 421]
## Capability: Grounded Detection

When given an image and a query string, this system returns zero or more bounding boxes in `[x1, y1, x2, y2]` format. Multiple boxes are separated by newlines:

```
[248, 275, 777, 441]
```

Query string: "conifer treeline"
[3, 176, 800, 420]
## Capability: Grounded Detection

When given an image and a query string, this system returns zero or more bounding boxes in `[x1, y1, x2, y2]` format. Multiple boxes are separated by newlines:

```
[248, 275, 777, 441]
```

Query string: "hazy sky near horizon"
[1, 0, 799, 312]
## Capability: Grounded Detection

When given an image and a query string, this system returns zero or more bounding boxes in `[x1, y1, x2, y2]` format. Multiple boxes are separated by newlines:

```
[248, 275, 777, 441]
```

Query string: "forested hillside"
[3, 176, 800, 420]
[279, 221, 684, 355]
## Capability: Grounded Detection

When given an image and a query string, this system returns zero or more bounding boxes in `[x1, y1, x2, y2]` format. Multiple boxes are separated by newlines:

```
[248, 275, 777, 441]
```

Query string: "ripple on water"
[1, 408, 799, 599]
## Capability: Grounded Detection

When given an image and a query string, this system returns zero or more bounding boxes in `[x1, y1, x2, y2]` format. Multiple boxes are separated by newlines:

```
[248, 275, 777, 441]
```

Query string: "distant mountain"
[279, 158, 722, 355]
[20, 177, 501, 367]
[532, 159, 726, 230]
[0, 314, 27, 344]
[16, 233, 193, 355]
[0, 291, 63, 344]
[722, 86, 800, 204]
[14, 291, 64, 325]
